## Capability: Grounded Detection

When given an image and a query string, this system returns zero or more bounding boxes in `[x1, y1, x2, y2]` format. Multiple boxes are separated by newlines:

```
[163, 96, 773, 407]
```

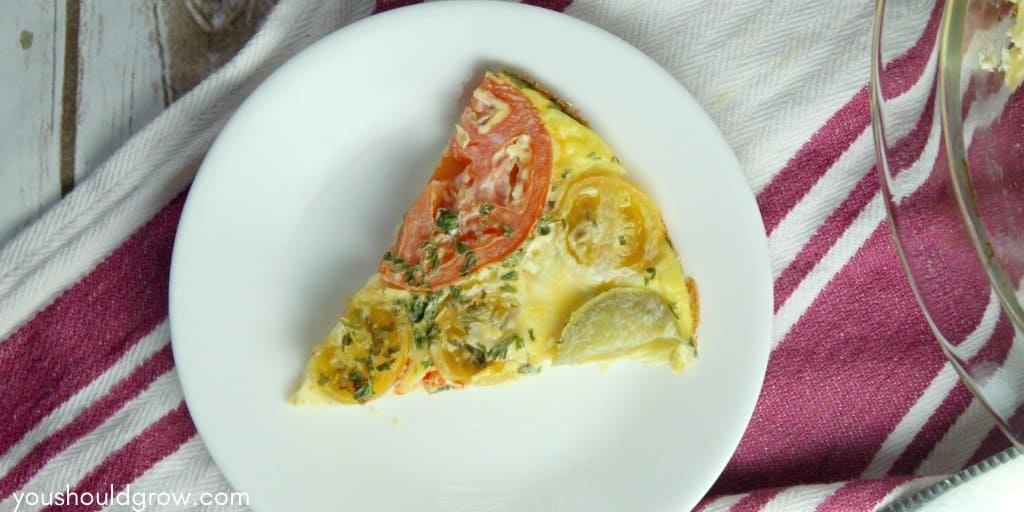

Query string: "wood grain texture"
[0, 0, 275, 245]
[73, 0, 167, 181]
[157, 0, 276, 100]
[0, 0, 65, 243]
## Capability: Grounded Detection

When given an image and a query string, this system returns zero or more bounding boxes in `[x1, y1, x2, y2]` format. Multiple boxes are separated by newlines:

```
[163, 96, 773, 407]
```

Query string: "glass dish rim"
[870, 0, 1023, 450]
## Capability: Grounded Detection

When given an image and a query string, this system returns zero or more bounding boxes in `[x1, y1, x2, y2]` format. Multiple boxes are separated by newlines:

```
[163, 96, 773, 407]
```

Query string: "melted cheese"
[473, 80, 697, 382]
[293, 73, 697, 404]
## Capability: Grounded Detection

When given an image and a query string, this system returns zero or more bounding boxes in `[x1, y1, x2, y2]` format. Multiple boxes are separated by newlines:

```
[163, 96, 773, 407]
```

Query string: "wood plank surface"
[0, 0, 274, 245]
[0, 0, 65, 243]
[74, 0, 167, 180]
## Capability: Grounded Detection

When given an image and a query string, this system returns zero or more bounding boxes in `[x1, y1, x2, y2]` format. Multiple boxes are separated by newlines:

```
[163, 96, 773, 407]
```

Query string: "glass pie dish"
[872, 0, 1024, 448]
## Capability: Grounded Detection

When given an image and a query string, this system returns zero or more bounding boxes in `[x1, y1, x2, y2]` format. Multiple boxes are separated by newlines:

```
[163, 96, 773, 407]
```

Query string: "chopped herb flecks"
[479, 203, 494, 216]
[404, 292, 443, 349]
[459, 250, 477, 276]
[500, 224, 514, 237]
[349, 369, 365, 383]
[421, 239, 440, 275]
[435, 209, 459, 234]
[644, 267, 657, 285]
[487, 335, 522, 360]
[452, 340, 487, 365]
[502, 247, 526, 268]
[353, 382, 373, 402]
[501, 270, 518, 281]
[382, 251, 408, 273]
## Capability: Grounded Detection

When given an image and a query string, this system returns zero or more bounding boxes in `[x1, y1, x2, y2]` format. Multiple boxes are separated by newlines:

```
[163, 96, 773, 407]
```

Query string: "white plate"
[169, 2, 771, 511]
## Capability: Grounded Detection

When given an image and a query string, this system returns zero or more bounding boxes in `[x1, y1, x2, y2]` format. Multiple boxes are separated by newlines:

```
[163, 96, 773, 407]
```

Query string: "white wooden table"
[0, 0, 274, 244]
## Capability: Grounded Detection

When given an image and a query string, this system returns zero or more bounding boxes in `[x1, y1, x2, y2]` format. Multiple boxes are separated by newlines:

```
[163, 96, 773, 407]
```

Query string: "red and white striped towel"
[0, 1, 1016, 511]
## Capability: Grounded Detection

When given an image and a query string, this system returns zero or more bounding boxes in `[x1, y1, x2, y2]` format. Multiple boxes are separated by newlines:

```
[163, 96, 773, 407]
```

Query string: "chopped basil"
[404, 292, 444, 349]
[435, 208, 459, 234]
[375, 360, 393, 372]
[500, 283, 516, 293]
[644, 267, 657, 285]
[586, 151, 600, 160]
[561, 168, 571, 179]
[421, 239, 440, 275]
[341, 333, 353, 346]
[459, 250, 477, 276]
[619, 235, 627, 246]
[611, 155, 620, 163]
[354, 356, 372, 366]
[349, 369, 365, 383]
[353, 382, 373, 402]
[528, 328, 535, 341]
[316, 374, 328, 386]
[479, 203, 494, 216]
[536, 223, 551, 236]
[547, 200, 555, 210]
[500, 224, 514, 237]
[455, 240, 472, 254]
[501, 270, 518, 281]
[487, 335, 522, 360]
[382, 251, 403, 265]
[403, 263, 424, 286]
[448, 286, 462, 300]
[405, 295, 429, 323]
[382, 251, 408, 272]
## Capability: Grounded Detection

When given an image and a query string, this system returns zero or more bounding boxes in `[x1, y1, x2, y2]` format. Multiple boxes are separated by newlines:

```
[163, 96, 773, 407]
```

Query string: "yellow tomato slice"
[311, 298, 411, 404]
[561, 175, 665, 272]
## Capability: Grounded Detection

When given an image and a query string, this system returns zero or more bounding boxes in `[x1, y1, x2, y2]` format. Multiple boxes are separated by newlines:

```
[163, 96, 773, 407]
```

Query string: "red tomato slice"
[381, 74, 552, 289]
